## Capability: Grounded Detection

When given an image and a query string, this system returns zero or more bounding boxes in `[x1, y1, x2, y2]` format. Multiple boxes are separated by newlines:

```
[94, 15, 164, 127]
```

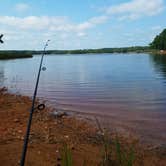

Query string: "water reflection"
[1, 54, 166, 113]
[150, 54, 166, 78]
[0, 62, 5, 86]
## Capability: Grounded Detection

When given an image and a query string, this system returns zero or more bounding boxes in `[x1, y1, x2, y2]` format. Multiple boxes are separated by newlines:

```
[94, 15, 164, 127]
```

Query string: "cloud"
[0, 16, 69, 30]
[77, 32, 87, 37]
[1, 0, 164, 49]
[15, 3, 30, 12]
[1, 1, 163, 33]
[0, 15, 107, 32]
[0, 15, 107, 49]
[88, 15, 108, 24]
[104, 0, 164, 20]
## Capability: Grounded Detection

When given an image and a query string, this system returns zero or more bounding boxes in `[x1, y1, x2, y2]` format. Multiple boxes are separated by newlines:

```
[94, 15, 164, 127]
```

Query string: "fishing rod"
[20, 40, 50, 166]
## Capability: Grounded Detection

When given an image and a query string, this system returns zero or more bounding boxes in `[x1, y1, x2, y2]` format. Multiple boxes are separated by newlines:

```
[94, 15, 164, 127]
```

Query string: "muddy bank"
[159, 50, 166, 55]
[0, 87, 166, 166]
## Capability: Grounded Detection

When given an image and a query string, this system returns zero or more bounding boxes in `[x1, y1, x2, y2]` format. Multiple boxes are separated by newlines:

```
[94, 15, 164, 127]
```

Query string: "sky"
[0, 0, 166, 50]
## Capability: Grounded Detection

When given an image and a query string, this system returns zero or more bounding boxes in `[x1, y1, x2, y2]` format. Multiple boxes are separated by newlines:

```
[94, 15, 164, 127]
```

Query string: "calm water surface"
[0, 53, 166, 145]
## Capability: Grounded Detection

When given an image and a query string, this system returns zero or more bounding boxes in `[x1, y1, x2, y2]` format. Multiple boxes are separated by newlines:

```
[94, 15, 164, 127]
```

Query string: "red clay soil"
[0, 87, 166, 166]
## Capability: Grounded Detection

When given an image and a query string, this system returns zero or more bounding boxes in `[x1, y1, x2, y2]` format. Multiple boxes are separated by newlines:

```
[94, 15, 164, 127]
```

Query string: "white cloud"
[77, 32, 87, 37]
[0, 0, 164, 49]
[0, 15, 107, 33]
[15, 3, 30, 12]
[88, 15, 108, 24]
[1, 1, 163, 34]
[0, 16, 69, 30]
[75, 15, 108, 31]
[0, 15, 106, 49]
[104, 0, 164, 20]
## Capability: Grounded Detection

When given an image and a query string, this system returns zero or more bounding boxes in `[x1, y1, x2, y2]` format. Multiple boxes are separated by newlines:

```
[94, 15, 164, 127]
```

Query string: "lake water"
[0, 53, 166, 145]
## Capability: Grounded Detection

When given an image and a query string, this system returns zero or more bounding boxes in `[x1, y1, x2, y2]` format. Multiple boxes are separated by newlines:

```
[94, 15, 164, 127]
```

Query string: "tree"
[150, 29, 166, 50]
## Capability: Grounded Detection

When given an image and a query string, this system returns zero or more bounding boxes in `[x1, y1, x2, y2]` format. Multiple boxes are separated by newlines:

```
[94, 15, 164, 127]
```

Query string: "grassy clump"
[60, 143, 89, 166]
[61, 143, 73, 166]
[114, 135, 135, 166]
[95, 118, 135, 166]
[59, 118, 135, 166]
[60, 136, 135, 166]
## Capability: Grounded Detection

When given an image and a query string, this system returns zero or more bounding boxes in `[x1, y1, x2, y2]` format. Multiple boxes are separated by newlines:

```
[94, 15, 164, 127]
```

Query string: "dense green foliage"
[0, 51, 33, 59]
[150, 29, 166, 50]
[30, 46, 151, 55]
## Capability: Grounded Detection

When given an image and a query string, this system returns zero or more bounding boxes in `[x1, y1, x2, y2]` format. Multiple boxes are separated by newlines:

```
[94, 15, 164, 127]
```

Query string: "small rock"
[0, 87, 7, 93]
[64, 135, 69, 139]
[21, 136, 24, 140]
[14, 118, 19, 123]
[51, 111, 68, 119]
[97, 131, 104, 136]
[18, 130, 22, 134]
[12, 132, 16, 136]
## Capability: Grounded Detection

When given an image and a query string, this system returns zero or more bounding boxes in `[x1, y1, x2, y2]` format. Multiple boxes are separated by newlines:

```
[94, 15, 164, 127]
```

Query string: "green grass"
[60, 137, 135, 166]
[95, 118, 135, 166]
[61, 143, 73, 166]
[115, 135, 135, 166]
[60, 143, 89, 166]
[59, 118, 135, 166]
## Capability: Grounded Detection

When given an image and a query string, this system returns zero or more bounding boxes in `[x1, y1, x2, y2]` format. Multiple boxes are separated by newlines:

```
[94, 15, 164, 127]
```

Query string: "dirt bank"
[0, 87, 165, 166]
[158, 50, 166, 55]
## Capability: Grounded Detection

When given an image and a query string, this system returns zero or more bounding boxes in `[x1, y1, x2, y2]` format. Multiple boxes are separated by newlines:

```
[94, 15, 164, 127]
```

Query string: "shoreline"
[0, 87, 166, 165]
[0, 51, 33, 60]
[0, 49, 166, 60]
[0, 87, 102, 165]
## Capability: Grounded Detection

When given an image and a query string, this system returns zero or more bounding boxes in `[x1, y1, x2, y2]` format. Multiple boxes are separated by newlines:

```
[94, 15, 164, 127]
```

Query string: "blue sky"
[0, 0, 165, 50]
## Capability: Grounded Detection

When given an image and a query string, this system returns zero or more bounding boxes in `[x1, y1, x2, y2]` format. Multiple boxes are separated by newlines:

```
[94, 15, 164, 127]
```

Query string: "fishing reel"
[34, 103, 45, 111]
[42, 66, 46, 71]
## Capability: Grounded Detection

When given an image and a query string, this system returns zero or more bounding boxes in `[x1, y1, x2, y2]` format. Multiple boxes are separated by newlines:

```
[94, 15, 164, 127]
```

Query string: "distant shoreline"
[0, 47, 165, 60]
[0, 51, 33, 60]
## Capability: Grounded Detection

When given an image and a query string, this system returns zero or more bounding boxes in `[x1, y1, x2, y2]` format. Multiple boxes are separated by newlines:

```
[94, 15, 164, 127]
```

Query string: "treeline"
[0, 46, 155, 59]
[1, 28, 165, 59]
[0, 51, 33, 59]
[150, 29, 166, 50]
[0, 46, 152, 59]
[33, 46, 151, 55]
